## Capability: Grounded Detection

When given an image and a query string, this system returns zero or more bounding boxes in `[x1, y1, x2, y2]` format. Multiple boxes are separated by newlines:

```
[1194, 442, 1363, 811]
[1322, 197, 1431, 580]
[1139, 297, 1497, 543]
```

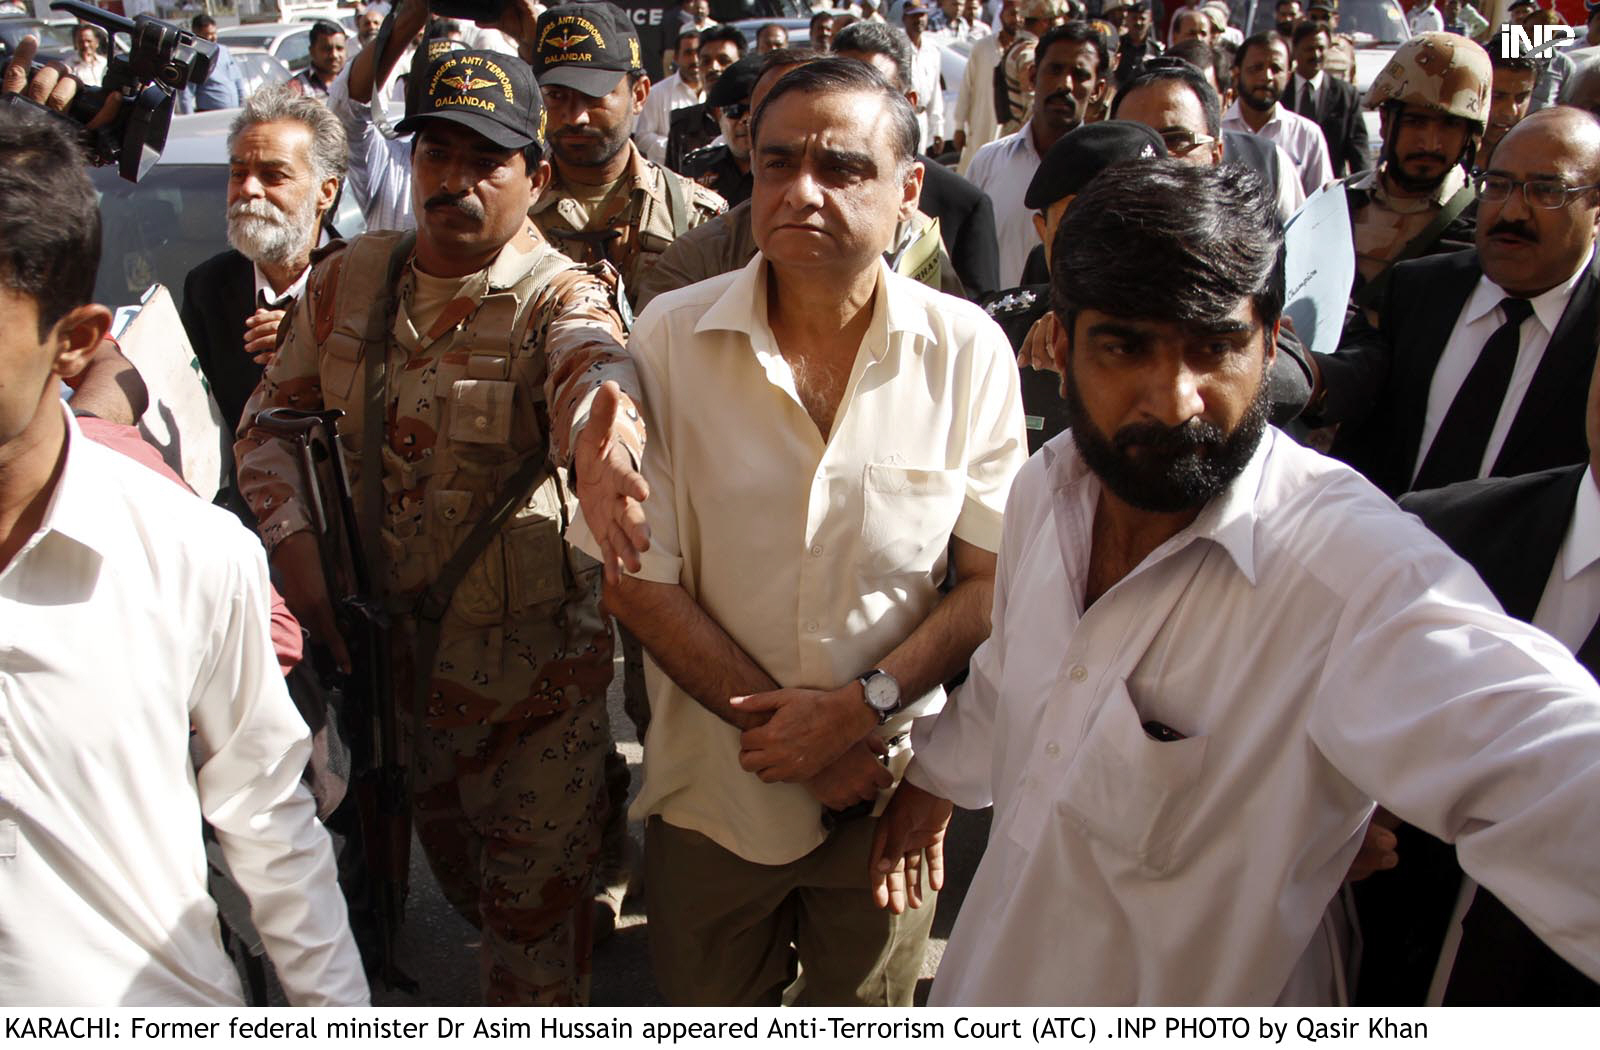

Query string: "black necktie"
[1298, 78, 1315, 116]
[1414, 297, 1535, 490]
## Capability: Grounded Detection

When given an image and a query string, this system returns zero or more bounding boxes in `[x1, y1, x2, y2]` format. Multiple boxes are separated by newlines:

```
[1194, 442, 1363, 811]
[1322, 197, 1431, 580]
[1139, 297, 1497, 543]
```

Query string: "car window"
[218, 33, 279, 50]
[91, 164, 230, 310]
[274, 29, 312, 71]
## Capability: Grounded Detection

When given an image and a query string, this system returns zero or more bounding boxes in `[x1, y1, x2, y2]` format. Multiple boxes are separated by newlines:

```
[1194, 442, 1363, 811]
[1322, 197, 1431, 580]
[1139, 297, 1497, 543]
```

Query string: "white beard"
[227, 194, 316, 268]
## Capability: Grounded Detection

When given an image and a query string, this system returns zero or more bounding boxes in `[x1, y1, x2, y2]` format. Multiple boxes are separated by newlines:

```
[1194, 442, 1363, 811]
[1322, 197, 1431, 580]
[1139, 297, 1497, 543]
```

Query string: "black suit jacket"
[1354, 465, 1600, 1006]
[1318, 249, 1599, 497]
[1285, 72, 1369, 179]
[180, 248, 261, 435]
[916, 155, 1000, 299]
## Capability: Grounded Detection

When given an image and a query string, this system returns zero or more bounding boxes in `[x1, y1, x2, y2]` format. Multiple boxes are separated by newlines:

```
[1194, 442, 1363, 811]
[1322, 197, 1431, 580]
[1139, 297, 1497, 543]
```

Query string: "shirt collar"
[1045, 424, 1270, 587]
[694, 254, 936, 356]
[1562, 465, 1600, 580]
[532, 140, 659, 214]
[31, 404, 113, 558]
[251, 228, 330, 307]
[1462, 245, 1595, 332]
[1296, 71, 1324, 93]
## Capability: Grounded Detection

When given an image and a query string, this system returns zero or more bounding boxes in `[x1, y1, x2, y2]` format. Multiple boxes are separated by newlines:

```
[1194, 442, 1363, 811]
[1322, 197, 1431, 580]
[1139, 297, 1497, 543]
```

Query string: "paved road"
[367, 653, 992, 1006]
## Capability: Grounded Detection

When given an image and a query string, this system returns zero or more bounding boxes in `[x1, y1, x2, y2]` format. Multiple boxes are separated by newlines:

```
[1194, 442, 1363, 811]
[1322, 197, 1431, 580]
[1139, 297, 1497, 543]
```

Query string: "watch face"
[864, 673, 899, 711]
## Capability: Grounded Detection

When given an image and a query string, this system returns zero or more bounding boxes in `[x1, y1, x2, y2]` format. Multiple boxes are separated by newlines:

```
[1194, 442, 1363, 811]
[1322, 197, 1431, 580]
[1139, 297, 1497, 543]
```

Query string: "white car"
[217, 21, 315, 73]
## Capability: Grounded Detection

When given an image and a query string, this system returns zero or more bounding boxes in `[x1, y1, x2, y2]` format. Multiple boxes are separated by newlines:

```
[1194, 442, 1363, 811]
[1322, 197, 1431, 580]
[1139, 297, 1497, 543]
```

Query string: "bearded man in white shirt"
[872, 159, 1600, 1005]
[573, 57, 1026, 1005]
[0, 104, 365, 1007]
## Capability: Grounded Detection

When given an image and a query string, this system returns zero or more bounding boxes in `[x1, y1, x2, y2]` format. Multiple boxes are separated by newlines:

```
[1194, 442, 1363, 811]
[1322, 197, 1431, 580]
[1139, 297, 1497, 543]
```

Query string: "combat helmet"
[1364, 31, 1492, 129]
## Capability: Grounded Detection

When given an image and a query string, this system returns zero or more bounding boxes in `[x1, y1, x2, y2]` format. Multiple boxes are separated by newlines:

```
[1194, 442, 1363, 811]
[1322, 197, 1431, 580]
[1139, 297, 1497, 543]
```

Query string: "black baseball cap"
[533, 2, 642, 97]
[395, 50, 545, 150]
[706, 54, 761, 109]
[1024, 120, 1167, 209]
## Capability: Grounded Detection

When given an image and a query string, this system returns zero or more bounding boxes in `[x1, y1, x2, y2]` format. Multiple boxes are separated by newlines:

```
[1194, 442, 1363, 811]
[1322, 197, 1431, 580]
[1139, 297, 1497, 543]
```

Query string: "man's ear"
[900, 158, 926, 219]
[632, 73, 651, 113]
[529, 156, 552, 199]
[316, 175, 340, 221]
[904, 88, 920, 110]
[1032, 211, 1048, 247]
[51, 304, 113, 383]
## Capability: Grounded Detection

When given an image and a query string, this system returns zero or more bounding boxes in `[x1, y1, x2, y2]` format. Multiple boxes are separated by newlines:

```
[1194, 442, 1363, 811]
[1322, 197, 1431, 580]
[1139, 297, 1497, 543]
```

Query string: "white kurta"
[913, 427, 1600, 1005]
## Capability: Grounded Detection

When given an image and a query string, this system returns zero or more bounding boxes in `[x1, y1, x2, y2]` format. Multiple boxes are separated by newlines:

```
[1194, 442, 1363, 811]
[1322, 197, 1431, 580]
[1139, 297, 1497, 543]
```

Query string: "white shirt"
[954, 31, 1005, 173]
[1223, 100, 1335, 197]
[912, 427, 1600, 1005]
[636, 72, 703, 167]
[910, 34, 946, 152]
[568, 255, 1026, 866]
[1409, 3, 1446, 33]
[329, 72, 414, 233]
[1291, 70, 1324, 111]
[966, 128, 1042, 288]
[0, 410, 367, 1006]
[1534, 465, 1600, 649]
[71, 54, 106, 87]
[1413, 253, 1592, 484]
[251, 230, 329, 308]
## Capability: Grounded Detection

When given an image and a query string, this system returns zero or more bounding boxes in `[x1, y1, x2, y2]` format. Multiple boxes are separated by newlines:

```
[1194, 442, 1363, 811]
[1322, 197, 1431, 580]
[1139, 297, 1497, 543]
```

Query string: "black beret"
[707, 54, 763, 109]
[1023, 120, 1168, 210]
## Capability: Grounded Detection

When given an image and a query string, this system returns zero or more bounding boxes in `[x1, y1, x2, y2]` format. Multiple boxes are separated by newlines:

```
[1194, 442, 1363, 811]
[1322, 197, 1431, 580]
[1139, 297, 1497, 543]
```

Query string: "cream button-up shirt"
[912, 427, 1600, 1004]
[0, 410, 367, 1005]
[570, 254, 1026, 865]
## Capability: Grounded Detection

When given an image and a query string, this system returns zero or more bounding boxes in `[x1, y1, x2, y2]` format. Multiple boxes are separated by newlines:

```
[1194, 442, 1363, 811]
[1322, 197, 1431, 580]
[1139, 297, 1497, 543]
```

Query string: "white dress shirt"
[636, 72, 702, 167]
[1223, 100, 1335, 197]
[911, 427, 1600, 1005]
[1413, 253, 1592, 484]
[329, 72, 414, 233]
[1535, 465, 1600, 650]
[568, 255, 1026, 866]
[71, 54, 106, 87]
[966, 128, 1042, 288]
[0, 410, 367, 1006]
[1409, 3, 1446, 33]
[911, 34, 946, 153]
[954, 31, 1005, 173]
[1291, 70, 1324, 112]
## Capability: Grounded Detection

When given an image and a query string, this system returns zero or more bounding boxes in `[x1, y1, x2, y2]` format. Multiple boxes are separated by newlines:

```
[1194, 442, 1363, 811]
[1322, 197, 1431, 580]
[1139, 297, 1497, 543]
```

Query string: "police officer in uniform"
[236, 49, 650, 1006]
[681, 55, 760, 208]
[1343, 32, 1489, 307]
[999, 121, 1313, 447]
[528, 3, 726, 309]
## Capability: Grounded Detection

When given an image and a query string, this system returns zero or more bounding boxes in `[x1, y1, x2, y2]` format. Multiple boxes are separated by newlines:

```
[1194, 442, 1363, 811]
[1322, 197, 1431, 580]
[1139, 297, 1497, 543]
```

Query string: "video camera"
[44, 0, 217, 183]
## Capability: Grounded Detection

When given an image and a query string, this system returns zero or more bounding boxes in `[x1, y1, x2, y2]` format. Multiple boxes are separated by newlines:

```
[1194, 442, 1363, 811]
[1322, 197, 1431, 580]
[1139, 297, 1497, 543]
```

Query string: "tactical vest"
[313, 230, 581, 665]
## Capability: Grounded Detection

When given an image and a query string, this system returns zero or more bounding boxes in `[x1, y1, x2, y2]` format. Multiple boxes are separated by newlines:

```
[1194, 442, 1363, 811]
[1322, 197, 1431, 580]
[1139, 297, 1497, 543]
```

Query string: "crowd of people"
[1, 0, 1599, 1013]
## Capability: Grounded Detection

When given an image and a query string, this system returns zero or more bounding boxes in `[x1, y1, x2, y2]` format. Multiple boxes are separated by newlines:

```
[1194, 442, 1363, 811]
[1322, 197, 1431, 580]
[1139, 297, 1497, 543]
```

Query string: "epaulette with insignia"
[984, 288, 1040, 318]
[680, 144, 725, 178]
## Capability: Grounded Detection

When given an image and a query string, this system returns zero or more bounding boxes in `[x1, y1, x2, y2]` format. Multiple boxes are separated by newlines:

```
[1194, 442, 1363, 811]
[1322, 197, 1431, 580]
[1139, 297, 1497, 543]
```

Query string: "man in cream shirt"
[570, 58, 1025, 1006]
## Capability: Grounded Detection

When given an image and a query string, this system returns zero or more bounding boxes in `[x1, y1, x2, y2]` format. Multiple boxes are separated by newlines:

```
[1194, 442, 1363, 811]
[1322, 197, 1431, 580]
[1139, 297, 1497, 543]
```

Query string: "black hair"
[1166, 38, 1231, 93]
[1037, 20, 1113, 81]
[309, 19, 346, 48]
[832, 20, 916, 92]
[810, 10, 834, 29]
[672, 25, 702, 49]
[1111, 57, 1223, 137]
[1489, 47, 1540, 73]
[1051, 161, 1283, 334]
[751, 56, 919, 169]
[0, 108, 101, 336]
[758, 46, 824, 78]
[1290, 19, 1329, 47]
[192, 13, 217, 33]
[1237, 30, 1290, 68]
[698, 24, 748, 56]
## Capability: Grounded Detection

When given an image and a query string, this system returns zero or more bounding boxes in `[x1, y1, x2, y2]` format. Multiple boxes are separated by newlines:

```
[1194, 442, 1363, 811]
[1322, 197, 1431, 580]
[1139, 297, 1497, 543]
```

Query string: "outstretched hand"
[573, 380, 650, 585]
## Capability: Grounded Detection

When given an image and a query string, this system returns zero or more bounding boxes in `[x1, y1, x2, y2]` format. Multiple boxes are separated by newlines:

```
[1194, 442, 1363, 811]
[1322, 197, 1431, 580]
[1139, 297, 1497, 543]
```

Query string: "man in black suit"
[180, 86, 344, 441]
[1353, 353, 1600, 1006]
[1283, 19, 1368, 178]
[1308, 107, 1600, 497]
[835, 20, 1002, 298]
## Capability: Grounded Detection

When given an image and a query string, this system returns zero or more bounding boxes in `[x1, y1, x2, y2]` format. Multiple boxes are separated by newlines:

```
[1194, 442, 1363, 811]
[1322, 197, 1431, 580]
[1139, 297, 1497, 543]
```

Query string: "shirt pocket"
[1057, 679, 1208, 875]
[859, 463, 964, 577]
[446, 379, 515, 446]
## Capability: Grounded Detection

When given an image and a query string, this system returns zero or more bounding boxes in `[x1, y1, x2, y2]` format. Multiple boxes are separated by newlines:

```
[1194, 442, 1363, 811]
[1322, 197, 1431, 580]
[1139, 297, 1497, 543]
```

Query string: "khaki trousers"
[643, 815, 936, 1006]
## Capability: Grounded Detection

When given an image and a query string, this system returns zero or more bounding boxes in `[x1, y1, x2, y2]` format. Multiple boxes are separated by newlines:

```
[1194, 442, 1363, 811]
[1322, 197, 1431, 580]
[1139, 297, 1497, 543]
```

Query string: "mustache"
[1041, 89, 1079, 110]
[1113, 418, 1226, 456]
[1402, 151, 1448, 167]
[1486, 219, 1538, 244]
[228, 198, 291, 225]
[423, 191, 485, 220]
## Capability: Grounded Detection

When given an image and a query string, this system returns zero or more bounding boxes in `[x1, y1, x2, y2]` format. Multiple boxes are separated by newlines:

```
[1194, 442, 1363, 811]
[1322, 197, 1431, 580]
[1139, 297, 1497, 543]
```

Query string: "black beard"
[1382, 133, 1457, 193]
[1239, 86, 1280, 112]
[1063, 356, 1273, 513]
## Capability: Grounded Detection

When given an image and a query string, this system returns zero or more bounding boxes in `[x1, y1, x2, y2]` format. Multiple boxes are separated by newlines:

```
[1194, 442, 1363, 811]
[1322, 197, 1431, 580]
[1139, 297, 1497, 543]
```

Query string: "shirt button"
[805, 620, 819, 633]
[475, 414, 489, 430]
[1070, 664, 1087, 682]
[810, 544, 823, 556]
[1045, 741, 1061, 757]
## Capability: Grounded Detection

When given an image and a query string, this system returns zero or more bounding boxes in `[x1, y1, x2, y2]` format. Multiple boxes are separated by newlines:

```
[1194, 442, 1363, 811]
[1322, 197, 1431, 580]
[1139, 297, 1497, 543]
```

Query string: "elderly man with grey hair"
[180, 84, 349, 443]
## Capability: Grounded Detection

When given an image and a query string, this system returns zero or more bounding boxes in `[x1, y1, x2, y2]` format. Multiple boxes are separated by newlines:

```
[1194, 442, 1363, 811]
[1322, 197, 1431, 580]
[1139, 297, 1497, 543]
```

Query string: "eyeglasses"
[1160, 130, 1216, 155]
[722, 102, 751, 120]
[1473, 173, 1600, 209]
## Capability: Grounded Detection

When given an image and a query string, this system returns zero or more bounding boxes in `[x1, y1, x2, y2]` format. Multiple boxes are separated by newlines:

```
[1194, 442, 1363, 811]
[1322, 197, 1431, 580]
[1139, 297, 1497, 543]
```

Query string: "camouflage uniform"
[999, 31, 1038, 137]
[1323, 33, 1358, 83]
[1348, 163, 1476, 285]
[235, 221, 641, 1005]
[531, 140, 726, 308]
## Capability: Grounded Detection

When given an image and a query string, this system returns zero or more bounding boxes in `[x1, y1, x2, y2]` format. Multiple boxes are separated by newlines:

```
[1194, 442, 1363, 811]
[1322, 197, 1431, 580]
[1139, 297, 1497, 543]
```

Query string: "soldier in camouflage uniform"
[1343, 32, 1489, 304]
[998, 0, 1072, 135]
[235, 49, 650, 1006]
[528, 3, 725, 309]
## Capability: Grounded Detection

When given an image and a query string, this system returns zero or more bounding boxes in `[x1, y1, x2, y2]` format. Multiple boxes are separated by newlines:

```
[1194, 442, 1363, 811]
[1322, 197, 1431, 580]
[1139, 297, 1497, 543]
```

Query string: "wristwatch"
[856, 669, 902, 725]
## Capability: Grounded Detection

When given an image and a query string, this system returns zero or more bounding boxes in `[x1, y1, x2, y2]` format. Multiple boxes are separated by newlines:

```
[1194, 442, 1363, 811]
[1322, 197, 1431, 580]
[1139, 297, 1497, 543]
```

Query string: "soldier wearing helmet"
[1344, 31, 1492, 307]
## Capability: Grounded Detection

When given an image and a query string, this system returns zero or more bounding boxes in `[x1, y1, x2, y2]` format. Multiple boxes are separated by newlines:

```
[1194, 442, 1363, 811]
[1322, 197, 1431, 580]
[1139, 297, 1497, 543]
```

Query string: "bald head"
[1561, 64, 1600, 118]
